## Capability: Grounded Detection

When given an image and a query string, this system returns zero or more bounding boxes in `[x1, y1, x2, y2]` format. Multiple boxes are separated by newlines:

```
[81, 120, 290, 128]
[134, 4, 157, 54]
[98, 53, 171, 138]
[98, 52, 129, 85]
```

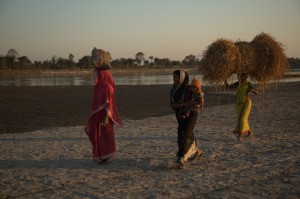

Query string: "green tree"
[171, 60, 181, 66]
[77, 55, 91, 69]
[7, 48, 19, 57]
[67, 53, 75, 69]
[6, 49, 19, 69]
[18, 56, 32, 69]
[182, 54, 197, 65]
[288, 57, 300, 69]
[41, 60, 51, 69]
[112, 58, 134, 67]
[57, 57, 67, 69]
[0, 55, 7, 69]
[50, 55, 58, 69]
[127, 58, 135, 66]
[154, 57, 171, 66]
[68, 54, 74, 62]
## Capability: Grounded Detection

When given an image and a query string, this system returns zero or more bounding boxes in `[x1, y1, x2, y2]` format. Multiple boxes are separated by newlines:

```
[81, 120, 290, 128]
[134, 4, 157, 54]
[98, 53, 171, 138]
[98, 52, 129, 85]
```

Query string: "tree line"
[1, 48, 299, 70]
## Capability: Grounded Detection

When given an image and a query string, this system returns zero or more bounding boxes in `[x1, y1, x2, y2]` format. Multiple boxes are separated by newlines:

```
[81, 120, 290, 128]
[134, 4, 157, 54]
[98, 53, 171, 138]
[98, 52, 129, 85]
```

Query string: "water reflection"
[0, 73, 179, 86]
[0, 71, 299, 86]
[0, 74, 92, 86]
[115, 74, 178, 85]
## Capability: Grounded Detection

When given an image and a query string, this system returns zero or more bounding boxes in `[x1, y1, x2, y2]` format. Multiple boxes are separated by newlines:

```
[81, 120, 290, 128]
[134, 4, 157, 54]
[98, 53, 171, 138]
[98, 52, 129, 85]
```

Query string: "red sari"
[84, 69, 122, 162]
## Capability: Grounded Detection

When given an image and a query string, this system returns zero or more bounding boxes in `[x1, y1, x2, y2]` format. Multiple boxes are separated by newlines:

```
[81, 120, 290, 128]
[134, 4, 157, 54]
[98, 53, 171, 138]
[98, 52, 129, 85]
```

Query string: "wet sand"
[0, 84, 235, 134]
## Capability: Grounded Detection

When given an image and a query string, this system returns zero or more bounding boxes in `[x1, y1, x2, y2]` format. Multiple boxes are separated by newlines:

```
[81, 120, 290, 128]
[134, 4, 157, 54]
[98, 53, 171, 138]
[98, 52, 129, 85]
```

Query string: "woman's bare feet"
[195, 149, 203, 157]
[189, 149, 203, 161]
[98, 156, 114, 164]
[177, 162, 184, 169]
[177, 157, 184, 169]
[237, 132, 243, 141]
[245, 130, 254, 137]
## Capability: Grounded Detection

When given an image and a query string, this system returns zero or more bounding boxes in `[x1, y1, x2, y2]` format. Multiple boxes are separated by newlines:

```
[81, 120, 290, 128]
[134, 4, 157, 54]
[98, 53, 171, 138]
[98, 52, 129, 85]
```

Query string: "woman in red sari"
[84, 68, 122, 163]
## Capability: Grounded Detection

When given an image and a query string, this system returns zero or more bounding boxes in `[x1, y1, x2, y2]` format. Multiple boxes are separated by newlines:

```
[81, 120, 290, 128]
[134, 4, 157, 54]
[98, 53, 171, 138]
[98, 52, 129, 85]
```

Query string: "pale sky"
[0, 0, 299, 62]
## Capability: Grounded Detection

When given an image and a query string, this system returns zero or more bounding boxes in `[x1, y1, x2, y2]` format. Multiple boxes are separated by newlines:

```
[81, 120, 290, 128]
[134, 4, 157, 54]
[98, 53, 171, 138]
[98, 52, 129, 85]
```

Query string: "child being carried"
[182, 78, 204, 118]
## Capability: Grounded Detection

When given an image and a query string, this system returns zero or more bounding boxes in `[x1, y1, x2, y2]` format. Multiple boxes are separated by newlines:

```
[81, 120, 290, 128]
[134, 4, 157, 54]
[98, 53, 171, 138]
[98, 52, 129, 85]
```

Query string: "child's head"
[191, 78, 202, 93]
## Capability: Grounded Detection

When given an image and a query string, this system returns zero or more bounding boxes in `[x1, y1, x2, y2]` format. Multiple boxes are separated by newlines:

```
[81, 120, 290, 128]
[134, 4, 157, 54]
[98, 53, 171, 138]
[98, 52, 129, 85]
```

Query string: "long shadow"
[0, 135, 176, 142]
[0, 159, 92, 169]
[0, 157, 172, 171]
[0, 137, 85, 142]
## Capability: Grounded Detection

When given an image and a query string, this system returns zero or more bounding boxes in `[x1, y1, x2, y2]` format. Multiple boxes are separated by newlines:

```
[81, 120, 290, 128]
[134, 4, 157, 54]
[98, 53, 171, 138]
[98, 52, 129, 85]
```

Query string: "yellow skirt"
[235, 99, 252, 133]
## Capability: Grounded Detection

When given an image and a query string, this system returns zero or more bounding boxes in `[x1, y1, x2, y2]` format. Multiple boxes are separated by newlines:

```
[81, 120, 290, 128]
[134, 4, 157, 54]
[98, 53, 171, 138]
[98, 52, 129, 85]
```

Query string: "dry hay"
[250, 32, 289, 84]
[199, 39, 240, 85]
[234, 41, 256, 78]
[91, 48, 112, 69]
[199, 33, 289, 86]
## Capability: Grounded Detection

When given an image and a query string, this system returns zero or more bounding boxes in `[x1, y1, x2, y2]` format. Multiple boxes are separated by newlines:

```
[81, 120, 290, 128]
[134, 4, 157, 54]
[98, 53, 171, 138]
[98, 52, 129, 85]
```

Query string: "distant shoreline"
[1, 68, 299, 76]
[0, 66, 200, 75]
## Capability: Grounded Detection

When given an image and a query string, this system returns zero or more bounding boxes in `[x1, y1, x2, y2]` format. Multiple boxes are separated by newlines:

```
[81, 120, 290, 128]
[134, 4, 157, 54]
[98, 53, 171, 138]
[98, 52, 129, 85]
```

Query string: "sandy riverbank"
[0, 83, 236, 134]
[0, 81, 299, 198]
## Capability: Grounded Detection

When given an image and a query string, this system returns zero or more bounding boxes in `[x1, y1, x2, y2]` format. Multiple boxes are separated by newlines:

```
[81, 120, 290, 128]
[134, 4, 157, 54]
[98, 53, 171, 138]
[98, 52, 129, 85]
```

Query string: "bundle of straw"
[250, 32, 289, 84]
[234, 41, 256, 77]
[199, 33, 288, 85]
[199, 39, 240, 85]
[91, 48, 112, 69]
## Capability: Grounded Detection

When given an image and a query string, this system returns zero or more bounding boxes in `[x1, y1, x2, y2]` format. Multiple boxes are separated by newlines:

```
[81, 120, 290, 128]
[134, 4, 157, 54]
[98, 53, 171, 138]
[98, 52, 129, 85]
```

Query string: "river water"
[0, 70, 299, 86]
[0, 72, 202, 86]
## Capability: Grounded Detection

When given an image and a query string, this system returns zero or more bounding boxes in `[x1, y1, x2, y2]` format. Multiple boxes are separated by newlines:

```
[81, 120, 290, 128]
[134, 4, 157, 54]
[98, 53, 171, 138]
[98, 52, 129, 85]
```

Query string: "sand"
[0, 82, 299, 198]
[0, 84, 235, 134]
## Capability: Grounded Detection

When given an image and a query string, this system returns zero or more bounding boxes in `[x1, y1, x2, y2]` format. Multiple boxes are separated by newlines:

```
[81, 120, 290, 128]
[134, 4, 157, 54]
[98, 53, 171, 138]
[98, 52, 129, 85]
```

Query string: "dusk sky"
[0, 0, 299, 62]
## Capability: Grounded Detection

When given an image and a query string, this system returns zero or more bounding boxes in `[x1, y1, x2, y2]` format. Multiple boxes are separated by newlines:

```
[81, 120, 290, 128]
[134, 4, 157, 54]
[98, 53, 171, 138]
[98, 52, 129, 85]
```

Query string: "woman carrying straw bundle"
[84, 48, 123, 163]
[170, 70, 203, 168]
[225, 73, 258, 141]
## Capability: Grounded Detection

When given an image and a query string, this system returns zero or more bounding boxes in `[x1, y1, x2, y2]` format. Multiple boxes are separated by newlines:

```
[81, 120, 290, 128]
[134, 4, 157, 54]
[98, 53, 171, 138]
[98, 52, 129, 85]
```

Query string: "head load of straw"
[234, 41, 256, 77]
[91, 47, 112, 69]
[199, 33, 289, 85]
[250, 32, 289, 84]
[198, 39, 240, 85]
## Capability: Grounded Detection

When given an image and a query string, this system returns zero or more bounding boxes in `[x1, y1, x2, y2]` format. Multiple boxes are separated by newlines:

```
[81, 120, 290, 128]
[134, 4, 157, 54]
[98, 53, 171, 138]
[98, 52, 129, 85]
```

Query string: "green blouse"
[231, 81, 255, 104]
